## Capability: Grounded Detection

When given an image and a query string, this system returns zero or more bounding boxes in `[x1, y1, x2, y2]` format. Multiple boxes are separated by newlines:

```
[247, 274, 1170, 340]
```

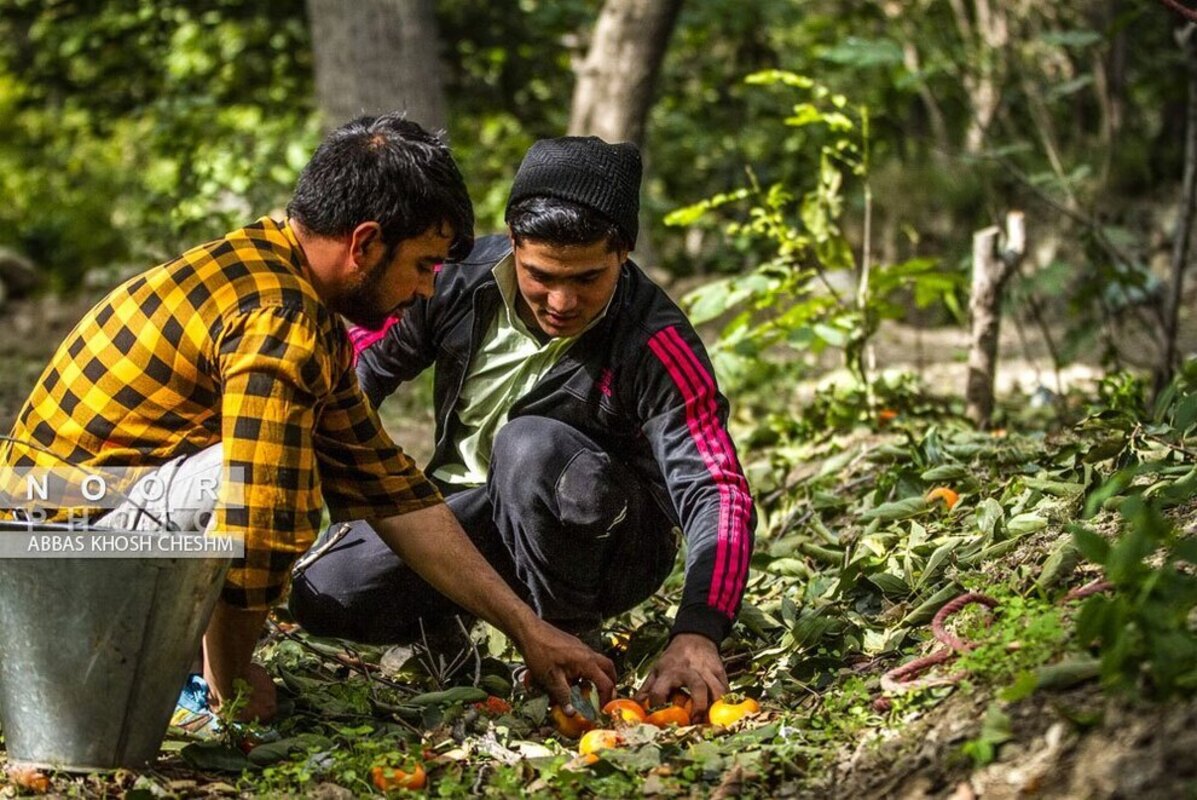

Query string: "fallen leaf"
[711, 764, 744, 799]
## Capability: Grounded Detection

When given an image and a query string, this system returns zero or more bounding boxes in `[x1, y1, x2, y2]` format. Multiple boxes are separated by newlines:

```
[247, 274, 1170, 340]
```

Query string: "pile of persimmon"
[551, 689, 762, 751]
[601, 693, 692, 728]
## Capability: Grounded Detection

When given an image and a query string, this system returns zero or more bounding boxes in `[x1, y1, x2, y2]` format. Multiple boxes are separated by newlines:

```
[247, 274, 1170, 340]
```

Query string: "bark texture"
[966, 212, 1026, 428]
[567, 0, 684, 147]
[1156, 24, 1197, 395]
[307, 0, 447, 133]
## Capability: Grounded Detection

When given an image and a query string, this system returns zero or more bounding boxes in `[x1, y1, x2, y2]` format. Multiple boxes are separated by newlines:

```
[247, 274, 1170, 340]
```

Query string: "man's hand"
[202, 600, 277, 723]
[374, 504, 616, 712]
[636, 633, 727, 722]
[519, 622, 616, 713]
[235, 663, 278, 723]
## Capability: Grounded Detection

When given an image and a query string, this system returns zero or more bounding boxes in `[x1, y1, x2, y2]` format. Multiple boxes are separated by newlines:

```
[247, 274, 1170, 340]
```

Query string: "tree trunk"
[965, 212, 1026, 428]
[567, 0, 683, 147]
[568, 0, 683, 272]
[948, 0, 1008, 154]
[1156, 23, 1197, 395]
[306, 0, 447, 133]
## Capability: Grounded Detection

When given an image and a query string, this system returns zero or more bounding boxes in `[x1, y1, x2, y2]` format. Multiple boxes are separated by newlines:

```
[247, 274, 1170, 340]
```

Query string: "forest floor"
[0, 290, 1195, 799]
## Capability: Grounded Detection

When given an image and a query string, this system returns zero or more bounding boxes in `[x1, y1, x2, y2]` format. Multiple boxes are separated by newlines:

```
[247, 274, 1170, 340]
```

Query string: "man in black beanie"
[289, 136, 755, 719]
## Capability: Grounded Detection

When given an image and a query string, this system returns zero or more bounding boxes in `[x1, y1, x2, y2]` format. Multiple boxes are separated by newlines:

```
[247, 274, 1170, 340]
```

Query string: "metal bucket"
[0, 544, 229, 770]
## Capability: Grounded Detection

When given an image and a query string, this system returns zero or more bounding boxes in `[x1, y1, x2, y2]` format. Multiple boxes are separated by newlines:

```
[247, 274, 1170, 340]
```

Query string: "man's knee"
[491, 416, 570, 473]
[554, 449, 626, 534]
[490, 417, 624, 533]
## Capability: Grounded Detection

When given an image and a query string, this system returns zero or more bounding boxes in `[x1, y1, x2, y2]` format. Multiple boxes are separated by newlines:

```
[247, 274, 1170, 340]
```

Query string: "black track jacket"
[355, 235, 755, 644]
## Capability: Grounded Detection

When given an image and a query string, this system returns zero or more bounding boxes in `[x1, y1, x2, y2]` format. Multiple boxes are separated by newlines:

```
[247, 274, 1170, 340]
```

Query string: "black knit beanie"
[506, 136, 642, 248]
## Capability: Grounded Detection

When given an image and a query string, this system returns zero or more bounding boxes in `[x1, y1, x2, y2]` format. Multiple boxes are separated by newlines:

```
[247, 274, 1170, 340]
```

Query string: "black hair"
[506, 196, 630, 252]
[286, 113, 474, 260]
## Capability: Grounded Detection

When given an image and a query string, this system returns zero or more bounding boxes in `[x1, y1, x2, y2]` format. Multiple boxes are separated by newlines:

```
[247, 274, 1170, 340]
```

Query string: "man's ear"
[348, 221, 383, 266]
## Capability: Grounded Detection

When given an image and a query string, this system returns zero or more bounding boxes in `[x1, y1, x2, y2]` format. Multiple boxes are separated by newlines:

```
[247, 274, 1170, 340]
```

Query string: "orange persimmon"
[646, 705, 691, 727]
[708, 696, 761, 727]
[371, 763, 427, 791]
[925, 486, 959, 510]
[551, 703, 595, 739]
[602, 698, 647, 726]
[578, 729, 622, 756]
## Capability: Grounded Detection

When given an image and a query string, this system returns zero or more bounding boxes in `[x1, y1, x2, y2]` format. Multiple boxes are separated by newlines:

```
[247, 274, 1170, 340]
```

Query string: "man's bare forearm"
[372, 503, 539, 645]
[203, 600, 269, 708]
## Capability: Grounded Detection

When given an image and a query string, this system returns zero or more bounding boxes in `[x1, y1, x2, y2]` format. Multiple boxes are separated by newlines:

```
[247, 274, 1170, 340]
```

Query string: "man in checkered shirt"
[0, 114, 616, 722]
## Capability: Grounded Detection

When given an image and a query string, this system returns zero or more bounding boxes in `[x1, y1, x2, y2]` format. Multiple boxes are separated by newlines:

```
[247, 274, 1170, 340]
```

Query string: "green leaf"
[976, 498, 1004, 537]
[738, 602, 784, 634]
[1172, 392, 1197, 432]
[917, 539, 960, 590]
[1173, 539, 1197, 564]
[407, 686, 488, 706]
[1036, 539, 1082, 591]
[180, 742, 252, 773]
[1040, 29, 1103, 48]
[765, 557, 814, 578]
[821, 111, 854, 131]
[781, 596, 798, 626]
[247, 738, 302, 766]
[920, 464, 970, 482]
[785, 103, 823, 128]
[682, 277, 738, 324]
[1074, 596, 1111, 645]
[812, 323, 848, 347]
[792, 607, 837, 647]
[819, 37, 904, 68]
[998, 670, 1039, 703]
[1082, 435, 1128, 463]
[664, 188, 752, 228]
[901, 582, 962, 627]
[1033, 658, 1101, 691]
[860, 496, 927, 522]
[1022, 477, 1085, 497]
[522, 694, 549, 726]
[604, 743, 662, 771]
[868, 572, 910, 596]
[1071, 525, 1110, 564]
[1106, 527, 1154, 583]
[1007, 514, 1048, 536]
[744, 69, 814, 89]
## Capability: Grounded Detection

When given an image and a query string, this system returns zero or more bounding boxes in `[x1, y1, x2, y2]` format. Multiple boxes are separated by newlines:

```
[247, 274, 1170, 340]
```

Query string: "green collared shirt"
[433, 254, 609, 486]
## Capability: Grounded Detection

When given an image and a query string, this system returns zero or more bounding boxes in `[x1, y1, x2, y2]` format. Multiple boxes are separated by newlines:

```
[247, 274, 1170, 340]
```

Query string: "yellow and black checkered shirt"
[0, 217, 442, 608]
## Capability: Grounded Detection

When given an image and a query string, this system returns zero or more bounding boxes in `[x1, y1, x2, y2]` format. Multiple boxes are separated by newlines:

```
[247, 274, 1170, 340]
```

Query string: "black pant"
[288, 417, 678, 644]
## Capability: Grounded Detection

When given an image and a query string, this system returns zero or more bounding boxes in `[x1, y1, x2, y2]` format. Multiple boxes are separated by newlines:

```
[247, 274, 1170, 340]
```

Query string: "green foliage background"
[0, 0, 1185, 315]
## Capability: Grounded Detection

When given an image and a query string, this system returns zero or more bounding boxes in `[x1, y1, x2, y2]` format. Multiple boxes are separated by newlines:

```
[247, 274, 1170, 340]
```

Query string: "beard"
[332, 255, 403, 330]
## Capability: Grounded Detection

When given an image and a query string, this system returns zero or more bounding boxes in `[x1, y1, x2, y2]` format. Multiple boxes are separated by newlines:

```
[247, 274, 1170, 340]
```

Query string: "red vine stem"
[930, 592, 999, 652]
[880, 592, 997, 693]
[1064, 579, 1114, 602]
[877, 582, 1108, 698]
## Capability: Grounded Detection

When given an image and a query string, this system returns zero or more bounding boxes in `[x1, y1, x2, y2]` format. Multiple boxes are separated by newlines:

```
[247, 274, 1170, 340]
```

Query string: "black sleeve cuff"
[670, 603, 733, 647]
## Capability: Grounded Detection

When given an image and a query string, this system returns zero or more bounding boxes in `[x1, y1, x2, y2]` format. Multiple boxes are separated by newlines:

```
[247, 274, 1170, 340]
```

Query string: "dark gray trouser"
[288, 416, 678, 644]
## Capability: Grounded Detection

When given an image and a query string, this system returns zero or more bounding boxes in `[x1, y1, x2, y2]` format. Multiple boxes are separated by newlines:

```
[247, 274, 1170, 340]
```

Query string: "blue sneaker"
[169, 673, 221, 739]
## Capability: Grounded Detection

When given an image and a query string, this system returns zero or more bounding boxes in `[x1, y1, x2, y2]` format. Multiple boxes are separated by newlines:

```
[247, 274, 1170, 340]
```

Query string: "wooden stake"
[965, 212, 1026, 428]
